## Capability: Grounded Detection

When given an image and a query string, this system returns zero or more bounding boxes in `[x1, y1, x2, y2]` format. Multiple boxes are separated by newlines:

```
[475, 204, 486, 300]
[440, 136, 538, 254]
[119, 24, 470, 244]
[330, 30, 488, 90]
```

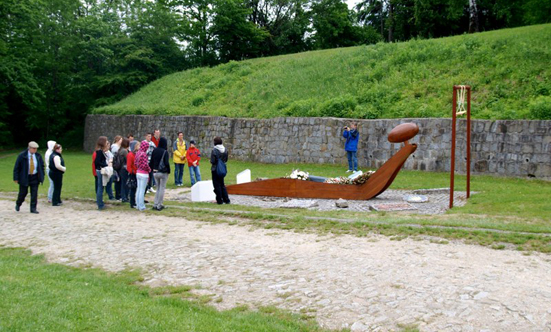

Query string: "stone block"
[236, 169, 251, 184]
[191, 181, 216, 202]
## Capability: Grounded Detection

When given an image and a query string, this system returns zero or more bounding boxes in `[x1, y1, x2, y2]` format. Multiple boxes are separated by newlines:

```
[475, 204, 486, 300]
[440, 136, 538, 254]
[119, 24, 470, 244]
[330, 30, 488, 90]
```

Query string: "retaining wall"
[84, 115, 551, 178]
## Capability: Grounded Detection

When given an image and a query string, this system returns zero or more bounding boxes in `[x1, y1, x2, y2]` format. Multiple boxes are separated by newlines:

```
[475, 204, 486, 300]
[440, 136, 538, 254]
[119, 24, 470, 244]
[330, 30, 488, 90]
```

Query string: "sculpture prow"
[226, 123, 419, 201]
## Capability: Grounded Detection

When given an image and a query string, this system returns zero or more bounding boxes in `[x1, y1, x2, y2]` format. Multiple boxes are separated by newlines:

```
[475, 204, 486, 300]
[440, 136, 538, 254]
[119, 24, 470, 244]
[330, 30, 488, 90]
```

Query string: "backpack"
[215, 156, 227, 178]
[157, 151, 168, 173]
[113, 152, 123, 171]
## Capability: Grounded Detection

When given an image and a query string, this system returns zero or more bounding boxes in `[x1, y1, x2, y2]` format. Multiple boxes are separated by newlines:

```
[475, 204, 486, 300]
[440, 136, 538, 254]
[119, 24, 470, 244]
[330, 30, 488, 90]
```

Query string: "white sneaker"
[150, 188, 156, 193]
[346, 170, 352, 173]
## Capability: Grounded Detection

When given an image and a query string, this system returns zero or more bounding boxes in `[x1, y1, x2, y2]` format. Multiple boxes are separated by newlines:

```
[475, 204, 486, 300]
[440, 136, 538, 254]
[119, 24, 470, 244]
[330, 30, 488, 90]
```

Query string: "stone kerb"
[84, 115, 551, 178]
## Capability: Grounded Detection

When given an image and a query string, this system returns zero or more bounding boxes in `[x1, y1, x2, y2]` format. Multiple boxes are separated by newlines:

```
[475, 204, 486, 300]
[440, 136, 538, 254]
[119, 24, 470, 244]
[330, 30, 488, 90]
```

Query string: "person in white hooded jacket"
[45, 140, 56, 203]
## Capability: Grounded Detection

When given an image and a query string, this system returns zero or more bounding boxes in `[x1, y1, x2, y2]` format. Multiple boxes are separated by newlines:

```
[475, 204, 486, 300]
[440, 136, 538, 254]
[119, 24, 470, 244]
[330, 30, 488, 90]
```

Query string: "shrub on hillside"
[283, 99, 318, 117]
[529, 96, 551, 119]
[319, 95, 357, 118]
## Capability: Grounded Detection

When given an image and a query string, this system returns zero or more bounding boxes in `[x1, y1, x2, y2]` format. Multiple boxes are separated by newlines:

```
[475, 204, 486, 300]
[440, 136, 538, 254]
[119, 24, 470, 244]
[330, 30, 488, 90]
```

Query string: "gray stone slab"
[369, 203, 417, 212]
[404, 195, 429, 203]
[279, 199, 319, 209]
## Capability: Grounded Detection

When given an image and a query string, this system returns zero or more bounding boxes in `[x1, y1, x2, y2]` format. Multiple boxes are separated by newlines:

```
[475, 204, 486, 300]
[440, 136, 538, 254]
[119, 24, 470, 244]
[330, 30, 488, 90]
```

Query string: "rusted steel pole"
[450, 86, 457, 209]
[467, 86, 471, 199]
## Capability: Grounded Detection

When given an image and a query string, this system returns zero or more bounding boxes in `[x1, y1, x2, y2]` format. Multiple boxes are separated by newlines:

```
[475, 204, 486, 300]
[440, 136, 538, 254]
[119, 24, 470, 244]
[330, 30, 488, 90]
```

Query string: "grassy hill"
[95, 24, 551, 120]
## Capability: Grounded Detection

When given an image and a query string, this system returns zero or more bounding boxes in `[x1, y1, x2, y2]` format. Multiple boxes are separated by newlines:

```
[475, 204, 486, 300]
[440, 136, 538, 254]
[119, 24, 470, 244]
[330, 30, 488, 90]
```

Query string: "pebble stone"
[1, 199, 551, 332]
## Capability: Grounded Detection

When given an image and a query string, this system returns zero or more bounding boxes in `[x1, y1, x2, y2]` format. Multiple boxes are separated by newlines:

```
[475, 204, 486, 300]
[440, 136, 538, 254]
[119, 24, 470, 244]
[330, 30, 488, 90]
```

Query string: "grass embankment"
[0, 248, 326, 331]
[1, 151, 550, 252]
[95, 24, 551, 120]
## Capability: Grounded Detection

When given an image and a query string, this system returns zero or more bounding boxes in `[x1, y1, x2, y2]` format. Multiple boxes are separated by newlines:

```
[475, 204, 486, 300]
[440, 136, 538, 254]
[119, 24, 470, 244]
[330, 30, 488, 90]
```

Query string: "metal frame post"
[450, 85, 471, 209]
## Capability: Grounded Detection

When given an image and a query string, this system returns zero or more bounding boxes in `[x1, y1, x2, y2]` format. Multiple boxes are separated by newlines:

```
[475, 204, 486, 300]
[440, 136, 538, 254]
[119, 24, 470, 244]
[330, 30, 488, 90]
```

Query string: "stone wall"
[84, 115, 551, 179]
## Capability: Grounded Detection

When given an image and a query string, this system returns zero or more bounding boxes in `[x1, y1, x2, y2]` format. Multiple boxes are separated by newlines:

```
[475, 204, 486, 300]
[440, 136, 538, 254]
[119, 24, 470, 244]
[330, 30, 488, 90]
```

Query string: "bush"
[318, 95, 357, 118]
[352, 104, 381, 119]
[282, 99, 318, 117]
[528, 96, 551, 119]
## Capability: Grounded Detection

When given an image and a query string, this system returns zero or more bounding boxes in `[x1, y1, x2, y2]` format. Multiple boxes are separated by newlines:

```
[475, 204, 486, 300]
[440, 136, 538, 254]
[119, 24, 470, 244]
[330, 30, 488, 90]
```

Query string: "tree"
[211, 0, 269, 62]
[245, 0, 311, 56]
[311, 0, 365, 48]
[468, 0, 479, 33]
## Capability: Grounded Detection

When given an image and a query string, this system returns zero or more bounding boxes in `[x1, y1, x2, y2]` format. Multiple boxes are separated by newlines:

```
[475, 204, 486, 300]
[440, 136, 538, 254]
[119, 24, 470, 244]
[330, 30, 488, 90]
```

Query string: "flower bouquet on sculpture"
[288, 169, 309, 181]
[324, 171, 375, 185]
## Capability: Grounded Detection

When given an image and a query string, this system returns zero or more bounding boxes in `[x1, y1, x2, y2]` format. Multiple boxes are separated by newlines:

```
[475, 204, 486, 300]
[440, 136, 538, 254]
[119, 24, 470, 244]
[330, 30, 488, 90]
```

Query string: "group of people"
[93, 130, 229, 211]
[13, 124, 355, 213]
[13, 141, 66, 214]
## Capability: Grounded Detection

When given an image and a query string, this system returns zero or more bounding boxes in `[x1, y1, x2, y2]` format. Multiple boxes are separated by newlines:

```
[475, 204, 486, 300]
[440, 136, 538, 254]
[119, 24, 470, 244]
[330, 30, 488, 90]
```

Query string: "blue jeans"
[347, 151, 358, 171]
[174, 163, 185, 185]
[47, 171, 54, 201]
[189, 165, 201, 186]
[96, 172, 115, 209]
[136, 173, 149, 211]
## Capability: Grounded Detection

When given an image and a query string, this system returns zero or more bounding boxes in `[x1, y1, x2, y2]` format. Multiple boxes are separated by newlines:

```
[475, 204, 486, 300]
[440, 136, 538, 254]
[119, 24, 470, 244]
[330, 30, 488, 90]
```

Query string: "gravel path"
[1, 199, 550, 332]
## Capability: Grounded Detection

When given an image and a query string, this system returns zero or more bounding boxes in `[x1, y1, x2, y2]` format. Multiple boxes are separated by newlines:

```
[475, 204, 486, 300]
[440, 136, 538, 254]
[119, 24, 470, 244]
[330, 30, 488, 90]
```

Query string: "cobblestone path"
[1, 199, 550, 331]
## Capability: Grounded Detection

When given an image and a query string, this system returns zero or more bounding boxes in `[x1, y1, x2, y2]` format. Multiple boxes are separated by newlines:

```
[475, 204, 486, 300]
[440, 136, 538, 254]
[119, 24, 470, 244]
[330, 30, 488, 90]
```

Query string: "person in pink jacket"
[134, 140, 151, 211]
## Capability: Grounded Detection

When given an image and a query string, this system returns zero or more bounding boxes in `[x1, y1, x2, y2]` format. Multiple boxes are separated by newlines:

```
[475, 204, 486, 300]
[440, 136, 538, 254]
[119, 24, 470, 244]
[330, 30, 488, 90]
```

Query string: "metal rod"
[450, 86, 457, 209]
[467, 86, 471, 199]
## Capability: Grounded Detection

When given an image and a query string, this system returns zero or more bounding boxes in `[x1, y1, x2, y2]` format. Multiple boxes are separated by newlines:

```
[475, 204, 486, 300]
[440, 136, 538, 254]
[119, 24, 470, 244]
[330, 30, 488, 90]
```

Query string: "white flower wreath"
[289, 169, 309, 181]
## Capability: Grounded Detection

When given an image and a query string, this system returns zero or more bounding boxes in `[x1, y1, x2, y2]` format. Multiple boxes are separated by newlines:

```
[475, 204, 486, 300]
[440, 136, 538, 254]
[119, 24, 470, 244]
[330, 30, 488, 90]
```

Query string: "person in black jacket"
[49, 144, 66, 206]
[149, 137, 170, 211]
[210, 136, 230, 205]
[13, 141, 45, 213]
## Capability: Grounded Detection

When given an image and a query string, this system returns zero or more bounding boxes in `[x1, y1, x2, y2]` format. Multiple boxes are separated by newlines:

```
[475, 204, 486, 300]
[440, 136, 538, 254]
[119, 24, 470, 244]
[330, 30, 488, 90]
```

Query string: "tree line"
[1, 0, 549, 146]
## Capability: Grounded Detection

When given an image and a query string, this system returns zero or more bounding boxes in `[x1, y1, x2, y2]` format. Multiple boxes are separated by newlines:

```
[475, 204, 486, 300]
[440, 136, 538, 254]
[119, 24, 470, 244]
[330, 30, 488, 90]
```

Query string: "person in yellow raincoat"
[173, 132, 187, 186]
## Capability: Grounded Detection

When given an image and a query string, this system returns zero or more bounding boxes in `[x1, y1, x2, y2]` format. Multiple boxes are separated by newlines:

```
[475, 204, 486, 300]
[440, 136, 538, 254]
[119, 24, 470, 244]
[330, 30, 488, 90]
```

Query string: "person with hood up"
[149, 137, 170, 211]
[45, 140, 56, 203]
[135, 140, 151, 211]
[210, 136, 230, 205]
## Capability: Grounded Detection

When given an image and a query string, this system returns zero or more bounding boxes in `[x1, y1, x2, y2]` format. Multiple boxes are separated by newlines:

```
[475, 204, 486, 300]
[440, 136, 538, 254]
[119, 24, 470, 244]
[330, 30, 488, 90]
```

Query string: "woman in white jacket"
[45, 140, 56, 203]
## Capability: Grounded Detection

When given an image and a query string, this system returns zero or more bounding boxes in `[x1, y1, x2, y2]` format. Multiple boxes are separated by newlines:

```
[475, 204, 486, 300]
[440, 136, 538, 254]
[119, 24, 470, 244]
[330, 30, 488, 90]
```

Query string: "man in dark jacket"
[13, 141, 45, 213]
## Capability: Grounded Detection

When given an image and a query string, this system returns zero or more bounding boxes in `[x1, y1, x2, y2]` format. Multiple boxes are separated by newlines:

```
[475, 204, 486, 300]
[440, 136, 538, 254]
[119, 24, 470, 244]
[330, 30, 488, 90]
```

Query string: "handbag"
[157, 150, 168, 173]
[216, 157, 227, 178]
[126, 174, 137, 189]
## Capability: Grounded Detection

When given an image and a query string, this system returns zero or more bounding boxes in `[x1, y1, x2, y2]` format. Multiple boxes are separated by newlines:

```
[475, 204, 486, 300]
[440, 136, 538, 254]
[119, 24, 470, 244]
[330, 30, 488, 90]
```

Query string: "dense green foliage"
[96, 24, 551, 120]
[0, 248, 325, 331]
[2, 0, 550, 147]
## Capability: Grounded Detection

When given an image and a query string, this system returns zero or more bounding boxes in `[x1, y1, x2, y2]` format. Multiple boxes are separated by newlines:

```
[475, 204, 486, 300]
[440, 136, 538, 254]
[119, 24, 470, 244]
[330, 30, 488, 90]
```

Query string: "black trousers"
[128, 173, 137, 208]
[16, 174, 39, 211]
[211, 171, 230, 204]
[50, 172, 63, 205]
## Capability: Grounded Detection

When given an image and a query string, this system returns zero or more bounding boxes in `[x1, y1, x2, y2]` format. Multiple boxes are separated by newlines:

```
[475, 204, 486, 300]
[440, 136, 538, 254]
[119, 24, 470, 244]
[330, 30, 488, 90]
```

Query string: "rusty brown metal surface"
[450, 85, 472, 209]
[388, 123, 420, 143]
[227, 123, 419, 201]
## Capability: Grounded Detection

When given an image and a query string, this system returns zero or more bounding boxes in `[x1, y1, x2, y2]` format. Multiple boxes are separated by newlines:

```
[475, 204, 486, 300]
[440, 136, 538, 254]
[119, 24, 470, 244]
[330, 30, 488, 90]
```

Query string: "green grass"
[95, 24, 551, 120]
[0, 247, 327, 331]
[2, 151, 550, 252]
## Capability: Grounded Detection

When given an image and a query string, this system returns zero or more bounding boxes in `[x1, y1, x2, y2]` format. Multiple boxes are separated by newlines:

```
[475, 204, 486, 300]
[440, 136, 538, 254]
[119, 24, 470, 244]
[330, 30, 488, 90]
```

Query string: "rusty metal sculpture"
[226, 122, 419, 201]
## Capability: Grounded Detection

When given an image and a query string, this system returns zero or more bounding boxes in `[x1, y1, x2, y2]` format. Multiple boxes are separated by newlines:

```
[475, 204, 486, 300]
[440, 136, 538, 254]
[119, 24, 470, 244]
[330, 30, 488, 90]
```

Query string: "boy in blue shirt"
[343, 123, 359, 172]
